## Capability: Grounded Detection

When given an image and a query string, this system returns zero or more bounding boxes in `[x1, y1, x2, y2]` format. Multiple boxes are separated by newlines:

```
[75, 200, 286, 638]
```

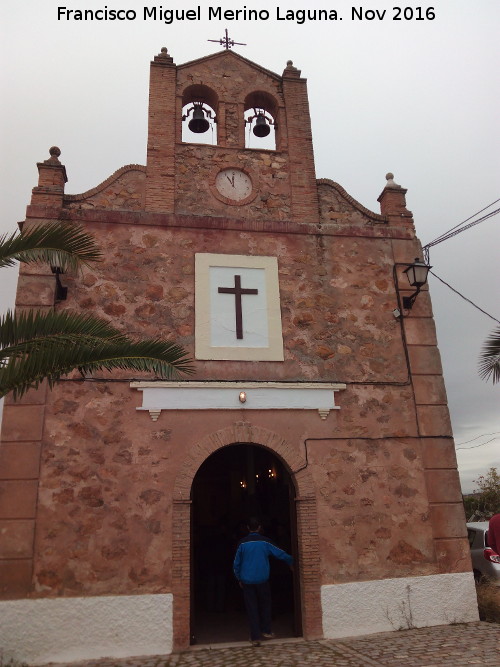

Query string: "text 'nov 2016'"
[56, 6, 436, 24]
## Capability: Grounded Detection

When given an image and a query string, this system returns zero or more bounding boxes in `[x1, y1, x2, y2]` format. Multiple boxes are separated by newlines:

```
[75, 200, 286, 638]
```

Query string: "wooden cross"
[208, 29, 246, 50]
[218, 275, 258, 339]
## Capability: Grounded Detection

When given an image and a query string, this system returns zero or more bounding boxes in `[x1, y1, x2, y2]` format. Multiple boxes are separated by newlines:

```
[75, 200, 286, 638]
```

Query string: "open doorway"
[191, 443, 300, 645]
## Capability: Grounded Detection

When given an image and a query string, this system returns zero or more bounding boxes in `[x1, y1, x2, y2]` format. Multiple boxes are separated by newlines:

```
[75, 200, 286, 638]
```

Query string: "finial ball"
[161, 47, 168, 54]
[386, 172, 394, 181]
[287, 60, 293, 67]
[49, 146, 61, 158]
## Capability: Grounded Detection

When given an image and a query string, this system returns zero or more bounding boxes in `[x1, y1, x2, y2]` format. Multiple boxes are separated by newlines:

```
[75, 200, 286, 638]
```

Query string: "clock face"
[215, 169, 252, 202]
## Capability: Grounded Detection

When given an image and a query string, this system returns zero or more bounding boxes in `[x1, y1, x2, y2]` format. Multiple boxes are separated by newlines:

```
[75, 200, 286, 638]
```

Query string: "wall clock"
[215, 168, 253, 203]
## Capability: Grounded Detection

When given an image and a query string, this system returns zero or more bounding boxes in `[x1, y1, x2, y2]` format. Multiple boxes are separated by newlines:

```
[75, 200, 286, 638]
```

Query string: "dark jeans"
[241, 580, 272, 641]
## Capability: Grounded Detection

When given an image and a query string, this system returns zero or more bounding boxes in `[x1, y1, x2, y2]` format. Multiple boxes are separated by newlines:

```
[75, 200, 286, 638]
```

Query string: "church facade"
[0, 47, 478, 664]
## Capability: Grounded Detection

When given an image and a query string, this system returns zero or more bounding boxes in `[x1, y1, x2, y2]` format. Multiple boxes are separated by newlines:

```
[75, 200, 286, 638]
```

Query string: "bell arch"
[171, 422, 323, 650]
[181, 84, 218, 145]
[244, 90, 279, 150]
[244, 90, 278, 118]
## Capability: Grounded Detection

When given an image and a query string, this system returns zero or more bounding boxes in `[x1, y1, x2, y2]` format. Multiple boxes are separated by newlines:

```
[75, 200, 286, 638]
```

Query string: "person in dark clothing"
[233, 517, 293, 646]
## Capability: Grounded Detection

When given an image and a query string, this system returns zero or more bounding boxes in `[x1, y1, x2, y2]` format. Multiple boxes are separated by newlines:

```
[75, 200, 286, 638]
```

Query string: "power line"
[426, 198, 500, 243]
[423, 198, 500, 262]
[455, 432, 500, 446]
[421, 200, 500, 325]
[427, 207, 499, 246]
[426, 199, 500, 247]
[456, 437, 499, 451]
[429, 270, 500, 324]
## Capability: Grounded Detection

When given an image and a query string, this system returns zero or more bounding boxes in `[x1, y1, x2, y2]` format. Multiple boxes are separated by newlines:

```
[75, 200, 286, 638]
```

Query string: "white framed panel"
[195, 253, 284, 361]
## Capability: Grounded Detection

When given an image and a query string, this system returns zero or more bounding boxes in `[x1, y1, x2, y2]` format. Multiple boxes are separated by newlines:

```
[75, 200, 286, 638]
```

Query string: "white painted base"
[321, 572, 479, 638]
[0, 593, 173, 665]
[0, 574, 480, 663]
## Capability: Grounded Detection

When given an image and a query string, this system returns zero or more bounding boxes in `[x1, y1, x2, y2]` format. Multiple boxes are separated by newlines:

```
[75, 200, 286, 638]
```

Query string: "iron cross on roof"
[208, 28, 246, 50]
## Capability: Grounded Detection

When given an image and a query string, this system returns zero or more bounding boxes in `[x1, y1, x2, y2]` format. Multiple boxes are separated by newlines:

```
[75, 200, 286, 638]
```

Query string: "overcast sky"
[1, 1, 498, 492]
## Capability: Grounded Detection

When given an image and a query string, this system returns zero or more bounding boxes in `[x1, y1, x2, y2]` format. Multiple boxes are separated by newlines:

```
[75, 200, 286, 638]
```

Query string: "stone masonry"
[0, 48, 474, 664]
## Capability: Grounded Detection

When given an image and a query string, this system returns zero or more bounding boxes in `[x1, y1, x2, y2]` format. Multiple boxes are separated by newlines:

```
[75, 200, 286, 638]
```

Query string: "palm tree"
[479, 325, 500, 385]
[0, 221, 103, 273]
[0, 222, 193, 399]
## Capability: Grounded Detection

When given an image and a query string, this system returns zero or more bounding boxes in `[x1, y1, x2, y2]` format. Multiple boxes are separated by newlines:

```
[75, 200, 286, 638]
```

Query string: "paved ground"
[38, 622, 500, 667]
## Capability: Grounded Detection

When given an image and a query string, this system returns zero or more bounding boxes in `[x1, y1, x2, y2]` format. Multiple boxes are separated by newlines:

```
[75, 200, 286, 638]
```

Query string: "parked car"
[467, 521, 500, 585]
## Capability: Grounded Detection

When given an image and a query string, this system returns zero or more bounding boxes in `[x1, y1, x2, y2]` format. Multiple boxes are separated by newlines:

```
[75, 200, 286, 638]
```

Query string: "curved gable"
[64, 165, 146, 211]
[317, 178, 386, 225]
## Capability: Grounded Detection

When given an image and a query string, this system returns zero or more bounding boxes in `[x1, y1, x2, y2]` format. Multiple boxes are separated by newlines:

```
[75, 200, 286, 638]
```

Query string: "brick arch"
[171, 421, 323, 650]
[173, 421, 314, 499]
[181, 83, 219, 113]
[244, 90, 279, 119]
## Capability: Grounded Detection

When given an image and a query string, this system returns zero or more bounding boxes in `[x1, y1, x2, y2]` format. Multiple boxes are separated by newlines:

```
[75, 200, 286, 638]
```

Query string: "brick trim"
[27, 205, 415, 241]
[63, 165, 146, 204]
[317, 179, 387, 223]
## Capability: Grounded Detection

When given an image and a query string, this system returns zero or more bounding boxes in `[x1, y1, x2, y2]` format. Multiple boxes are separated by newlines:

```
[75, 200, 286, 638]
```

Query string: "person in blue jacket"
[233, 517, 293, 646]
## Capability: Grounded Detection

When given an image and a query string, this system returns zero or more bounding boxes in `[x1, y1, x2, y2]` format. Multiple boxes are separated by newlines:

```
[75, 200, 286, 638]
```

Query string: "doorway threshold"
[187, 636, 305, 652]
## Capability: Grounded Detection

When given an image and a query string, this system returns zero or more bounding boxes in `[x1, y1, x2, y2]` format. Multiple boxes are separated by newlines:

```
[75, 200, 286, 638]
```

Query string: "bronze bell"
[188, 106, 210, 134]
[253, 113, 270, 138]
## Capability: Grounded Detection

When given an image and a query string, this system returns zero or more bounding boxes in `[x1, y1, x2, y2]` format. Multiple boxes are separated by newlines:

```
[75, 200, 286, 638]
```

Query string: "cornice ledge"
[64, 164, 146, 202]
[131, 381, 347, 421]
[317, 178, 386, 224]
[130, 381, 347, 389]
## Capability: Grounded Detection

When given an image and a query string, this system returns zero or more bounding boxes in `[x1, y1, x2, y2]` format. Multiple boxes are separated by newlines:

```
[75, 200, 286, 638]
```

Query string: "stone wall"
[7, 190, 433, 602]
[174, 144, 291, 221]
[57, 209, 409, 385]
[30, 390, 436, 598]
[64, 166, 145, 211]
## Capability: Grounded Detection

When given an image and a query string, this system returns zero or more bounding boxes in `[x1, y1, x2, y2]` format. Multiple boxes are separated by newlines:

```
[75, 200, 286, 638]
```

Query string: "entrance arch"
[171, 422, 323, 650]
[191, 443, 297, 644]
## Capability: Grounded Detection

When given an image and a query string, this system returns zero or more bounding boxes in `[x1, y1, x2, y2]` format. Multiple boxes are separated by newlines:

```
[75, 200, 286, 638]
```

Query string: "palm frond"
[0, 337, 194, 399]
[0, 309, 123, 352]
[0, 222, 102, 271]
[479, 325, 500, 384]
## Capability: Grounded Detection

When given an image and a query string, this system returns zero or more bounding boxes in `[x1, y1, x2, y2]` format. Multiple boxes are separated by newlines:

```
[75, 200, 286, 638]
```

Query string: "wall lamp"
[402, 258, 431, 310]
[51, 266, 68, 301]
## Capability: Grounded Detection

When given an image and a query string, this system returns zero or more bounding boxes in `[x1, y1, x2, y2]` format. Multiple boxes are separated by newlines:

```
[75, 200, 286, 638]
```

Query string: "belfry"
[0, 45, 478, 664]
